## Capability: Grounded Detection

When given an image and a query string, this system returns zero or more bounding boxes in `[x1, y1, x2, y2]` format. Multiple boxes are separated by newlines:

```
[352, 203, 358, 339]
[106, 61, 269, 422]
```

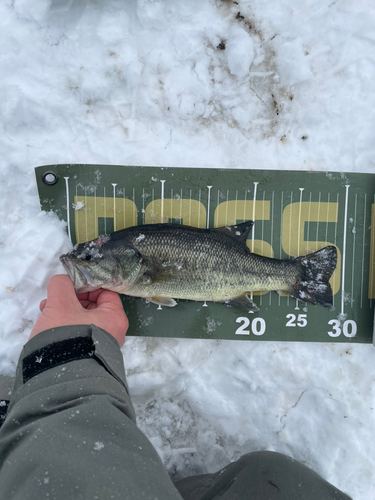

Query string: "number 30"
[327, 319, 357, 338]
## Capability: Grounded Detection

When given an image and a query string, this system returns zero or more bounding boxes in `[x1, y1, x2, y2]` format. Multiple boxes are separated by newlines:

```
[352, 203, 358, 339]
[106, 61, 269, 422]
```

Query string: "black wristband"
[23, 336, 95, 383]
[0, 400, 9, 428]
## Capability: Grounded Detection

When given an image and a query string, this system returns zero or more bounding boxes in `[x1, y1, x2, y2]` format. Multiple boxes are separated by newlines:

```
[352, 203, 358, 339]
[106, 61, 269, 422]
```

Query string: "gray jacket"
[0, 324, 183, 499]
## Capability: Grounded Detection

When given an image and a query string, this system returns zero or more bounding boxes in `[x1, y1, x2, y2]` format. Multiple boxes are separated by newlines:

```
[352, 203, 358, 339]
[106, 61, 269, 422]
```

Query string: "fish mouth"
[60, 255, 103, 293]
[60, 255, 88, 289]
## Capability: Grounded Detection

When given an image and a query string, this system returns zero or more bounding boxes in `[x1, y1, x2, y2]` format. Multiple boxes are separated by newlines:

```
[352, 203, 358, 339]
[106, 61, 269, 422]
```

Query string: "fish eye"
[84, 254, 92, 261]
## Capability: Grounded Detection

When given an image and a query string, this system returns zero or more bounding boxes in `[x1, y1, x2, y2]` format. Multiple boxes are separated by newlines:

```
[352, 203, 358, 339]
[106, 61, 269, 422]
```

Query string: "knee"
[237, 450, 296, 470]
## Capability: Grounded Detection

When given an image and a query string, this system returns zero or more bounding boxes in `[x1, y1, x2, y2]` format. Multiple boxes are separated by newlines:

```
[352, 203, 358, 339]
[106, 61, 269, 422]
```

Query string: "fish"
[60, 221, 337, 312]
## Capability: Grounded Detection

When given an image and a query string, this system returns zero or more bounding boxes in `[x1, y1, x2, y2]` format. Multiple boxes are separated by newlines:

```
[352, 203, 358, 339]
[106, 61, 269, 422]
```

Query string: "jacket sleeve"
[0, 324, 182, 500]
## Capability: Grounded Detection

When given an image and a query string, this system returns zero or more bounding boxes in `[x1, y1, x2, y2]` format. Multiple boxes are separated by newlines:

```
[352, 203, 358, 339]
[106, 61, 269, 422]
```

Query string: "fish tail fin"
[290, 246, 337, 308]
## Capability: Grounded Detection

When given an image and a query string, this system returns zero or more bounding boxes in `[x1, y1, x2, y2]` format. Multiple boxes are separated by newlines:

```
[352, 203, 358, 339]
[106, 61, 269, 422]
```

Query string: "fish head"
[60, 234, 143, 294]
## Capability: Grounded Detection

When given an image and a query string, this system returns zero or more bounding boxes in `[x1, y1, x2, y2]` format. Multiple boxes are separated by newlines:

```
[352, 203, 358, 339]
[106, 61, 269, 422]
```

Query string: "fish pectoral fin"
[223, 293, 259, 312]
[134, 263, 178, 287]
[146, 296, 177, 307]
[142, 263, 181, 285]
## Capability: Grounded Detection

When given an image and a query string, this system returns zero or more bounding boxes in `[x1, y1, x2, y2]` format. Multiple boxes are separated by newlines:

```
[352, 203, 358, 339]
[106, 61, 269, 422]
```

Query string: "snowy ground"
[1, 0, 375, 497]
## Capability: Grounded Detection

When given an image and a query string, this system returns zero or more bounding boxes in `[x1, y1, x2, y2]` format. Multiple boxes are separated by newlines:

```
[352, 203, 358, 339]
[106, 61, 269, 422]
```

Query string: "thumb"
[96, 289, 124, 309]
[46, 274, 81, 311]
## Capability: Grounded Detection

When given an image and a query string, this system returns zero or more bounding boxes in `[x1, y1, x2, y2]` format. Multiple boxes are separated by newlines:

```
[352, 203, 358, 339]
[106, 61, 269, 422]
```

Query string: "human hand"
[29, 275, 129, 347]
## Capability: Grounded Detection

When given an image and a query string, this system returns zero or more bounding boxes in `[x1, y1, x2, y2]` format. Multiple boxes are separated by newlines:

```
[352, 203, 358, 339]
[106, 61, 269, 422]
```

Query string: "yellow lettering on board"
[74, 196, 137, 244]
[214, 200, 270, 228]
[145, 199, 206, 227]
[282, 202, 341, 295]
[214, 200, 272, 295]
[250, 240, 274, 295]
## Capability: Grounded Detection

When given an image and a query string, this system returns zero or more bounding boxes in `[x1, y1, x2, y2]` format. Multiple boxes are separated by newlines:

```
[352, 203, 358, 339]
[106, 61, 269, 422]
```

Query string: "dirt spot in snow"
[213, 0, 295, 138]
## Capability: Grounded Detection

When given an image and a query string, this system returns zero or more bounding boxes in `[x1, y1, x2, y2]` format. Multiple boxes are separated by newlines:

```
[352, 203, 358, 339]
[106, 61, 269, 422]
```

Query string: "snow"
[1, 0, 375, 497]
[226, 26, 255, 78]
[135, 234, 145, 243]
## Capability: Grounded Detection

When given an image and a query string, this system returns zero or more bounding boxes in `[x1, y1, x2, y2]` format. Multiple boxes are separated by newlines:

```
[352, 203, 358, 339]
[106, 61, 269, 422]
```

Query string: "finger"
[39, 299, 47, 312]
[46, 275, 81, 310]
[77, 299, 94, 309]
[76, 292, 90, 301]
[77, 289, 106, 308]
[87, 288, 105, 302]
[96, 289, 123, 309]
[86, 302, 99, 310]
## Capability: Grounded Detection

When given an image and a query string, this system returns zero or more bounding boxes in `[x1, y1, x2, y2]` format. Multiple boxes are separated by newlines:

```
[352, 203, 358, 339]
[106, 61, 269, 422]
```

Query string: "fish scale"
[127, 227, 292, 301]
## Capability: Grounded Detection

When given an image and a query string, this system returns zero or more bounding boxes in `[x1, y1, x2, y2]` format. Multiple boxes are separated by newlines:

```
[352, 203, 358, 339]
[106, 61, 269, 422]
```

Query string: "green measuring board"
[35, 164, 375, 344]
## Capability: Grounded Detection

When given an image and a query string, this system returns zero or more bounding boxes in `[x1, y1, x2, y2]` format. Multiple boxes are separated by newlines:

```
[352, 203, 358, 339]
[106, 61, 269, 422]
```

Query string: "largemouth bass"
[60, 222, 337, 311]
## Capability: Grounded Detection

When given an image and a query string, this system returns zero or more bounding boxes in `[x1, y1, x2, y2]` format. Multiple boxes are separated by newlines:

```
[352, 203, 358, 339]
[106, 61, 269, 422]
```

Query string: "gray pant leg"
[174, 451, 352, 500]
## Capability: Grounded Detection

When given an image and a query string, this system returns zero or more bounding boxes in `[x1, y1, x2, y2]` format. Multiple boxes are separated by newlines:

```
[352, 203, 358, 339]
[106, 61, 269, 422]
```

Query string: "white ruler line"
[198, 189, 202, 226]
[360, 194, 367, 308]
[112, 183, 117, 231]
[269, 190, 274, 306]
[235, 190, 238, 225]
[351, 193, 357, 308]
[307, 192, 312, 252]
[133, 187, 136, 226]
[278, 191, 284, 306]
[251, 182, 259, 252]
[261, 190, 265, 254]
[215, 189, 220, 227]
[334, 193, 339, 246]
[75, 184, 79, 242]
[94, 186, 97, 238]
[226, 190, 229, 225]
[142, 188, 145, 224]
[104, 187, 107, 234]
[316, 192, 321, 245]
[296, 188, 304, 310]
[298, 188, 304, 256]
[207, 186, 212, 228]
[260, 190, 266, 307]
[204, 187, 210, 304]
[189, 189, 192, 226]
[160, 180, 166, 222]
[250, 182, 258, 306]
[325, 192, 330, 245]
[287, 191, 293, 307]
[243, 189, 247, 221]
[63, 177, 71, 242]
[123, 187, 126, 229]
[332, 193, 339, 310]
[180, 188, 183, 222]
[324, 192, 330, 310]
[85, 186, 88, 242]
[341, 185, 350, 316]
[288, 191, 293, 255]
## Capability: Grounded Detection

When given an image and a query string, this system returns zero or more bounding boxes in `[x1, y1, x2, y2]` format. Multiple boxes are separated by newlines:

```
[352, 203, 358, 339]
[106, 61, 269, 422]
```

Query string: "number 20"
[235, 317, 266, 336]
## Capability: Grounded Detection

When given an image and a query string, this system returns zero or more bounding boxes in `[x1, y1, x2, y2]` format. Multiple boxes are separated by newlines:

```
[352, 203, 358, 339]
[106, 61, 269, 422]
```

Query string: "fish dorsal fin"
[213, 221, 254, 243]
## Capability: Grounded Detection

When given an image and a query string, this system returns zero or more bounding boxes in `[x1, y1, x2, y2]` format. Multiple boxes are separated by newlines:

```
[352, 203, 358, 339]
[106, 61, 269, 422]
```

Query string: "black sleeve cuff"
[22, 336, 95, 383]
[11, 325, 130, 402]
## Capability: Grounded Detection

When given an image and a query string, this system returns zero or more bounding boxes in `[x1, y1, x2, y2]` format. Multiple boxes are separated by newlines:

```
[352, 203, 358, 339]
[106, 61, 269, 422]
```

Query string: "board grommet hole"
[42, 171, 59, 185]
